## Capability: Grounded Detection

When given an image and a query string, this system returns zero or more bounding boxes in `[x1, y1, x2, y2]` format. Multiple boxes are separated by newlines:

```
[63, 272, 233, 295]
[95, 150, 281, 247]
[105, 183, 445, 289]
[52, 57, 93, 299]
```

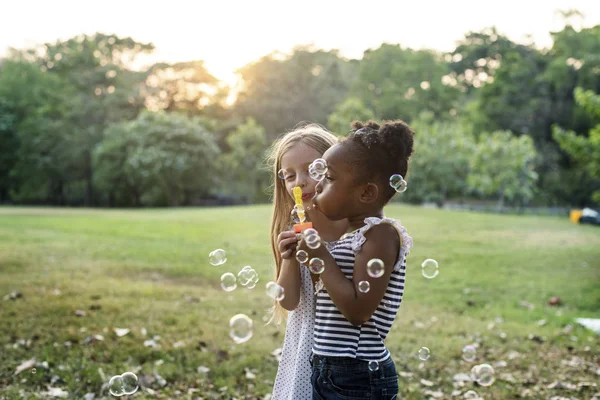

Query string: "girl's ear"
[358, 183, 379, 204]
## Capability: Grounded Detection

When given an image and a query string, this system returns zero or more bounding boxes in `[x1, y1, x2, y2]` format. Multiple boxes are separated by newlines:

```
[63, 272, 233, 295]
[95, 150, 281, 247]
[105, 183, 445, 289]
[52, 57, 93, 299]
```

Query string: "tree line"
[0, 17, 599, 208]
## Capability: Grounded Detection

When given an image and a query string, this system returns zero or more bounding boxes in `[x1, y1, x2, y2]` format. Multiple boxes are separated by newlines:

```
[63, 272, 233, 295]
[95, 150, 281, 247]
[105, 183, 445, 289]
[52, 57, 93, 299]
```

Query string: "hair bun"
[379, 120, 414, 159]
[351, 120, 380, 131]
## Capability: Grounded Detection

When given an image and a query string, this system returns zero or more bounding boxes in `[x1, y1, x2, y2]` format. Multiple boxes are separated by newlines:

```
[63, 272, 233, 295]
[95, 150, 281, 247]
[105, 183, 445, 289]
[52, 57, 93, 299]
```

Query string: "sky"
[1, 0, 599, 85]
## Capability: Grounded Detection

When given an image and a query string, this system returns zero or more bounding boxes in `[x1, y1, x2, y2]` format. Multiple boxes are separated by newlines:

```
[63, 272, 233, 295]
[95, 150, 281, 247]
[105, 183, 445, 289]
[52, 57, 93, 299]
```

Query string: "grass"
[0, 204, 599, 399]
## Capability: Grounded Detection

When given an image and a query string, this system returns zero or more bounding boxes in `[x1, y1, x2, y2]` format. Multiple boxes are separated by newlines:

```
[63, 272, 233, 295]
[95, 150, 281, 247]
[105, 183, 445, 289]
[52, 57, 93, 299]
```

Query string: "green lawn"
[0, 205, 599, 399]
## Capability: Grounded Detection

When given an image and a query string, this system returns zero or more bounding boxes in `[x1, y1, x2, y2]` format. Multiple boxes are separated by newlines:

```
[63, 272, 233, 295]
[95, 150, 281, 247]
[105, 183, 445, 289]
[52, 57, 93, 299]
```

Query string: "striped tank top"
[312, 216, 412, 362]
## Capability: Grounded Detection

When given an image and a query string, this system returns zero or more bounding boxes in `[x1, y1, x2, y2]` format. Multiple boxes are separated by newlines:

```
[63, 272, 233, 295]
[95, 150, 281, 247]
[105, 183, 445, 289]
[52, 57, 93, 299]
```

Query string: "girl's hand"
[278, 230, 300, 260]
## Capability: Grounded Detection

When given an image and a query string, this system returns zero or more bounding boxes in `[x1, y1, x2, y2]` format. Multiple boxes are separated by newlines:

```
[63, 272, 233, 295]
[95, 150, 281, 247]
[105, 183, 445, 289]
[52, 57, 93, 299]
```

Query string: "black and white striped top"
[312, 217, 412, 362]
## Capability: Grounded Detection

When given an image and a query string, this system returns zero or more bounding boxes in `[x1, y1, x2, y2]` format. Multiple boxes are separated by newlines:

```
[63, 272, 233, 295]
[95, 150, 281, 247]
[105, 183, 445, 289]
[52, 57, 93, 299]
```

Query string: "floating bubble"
[303, 228, 318, 237]
[305, 234, 321, 250]
[389, 174, 403, 189]
[237, 270, 250, 286]
[308, 258, 325, 274]
[463, 390, 480, 399]
[248, 269, 259, 284]
[108, 375, 125, 396]
[311, 158, 328, 175]
[290, 208, 302, 224]
[358, 281, 370, 293]
[121, 372, 139, 395]
[367, 258, 385, 278]
[368, 361, 379, 372]
[278, 169, 286, 179]
[266, 282, 285, 301]
[31, 368, 36, 374]
[309, 169, 325, 181]
[462, 345, 476, 362]
[246, 282, 257, 290]
[389, 174, 408, 193]
[421, 259, 439, 279]
[418, 347, 430, 361]
[296, 250, 309, 264]
[209, 249, 227, 266]
[229, 314, 253, 344]
[220, 273, 237, 292]
[471, 363, 495, 386]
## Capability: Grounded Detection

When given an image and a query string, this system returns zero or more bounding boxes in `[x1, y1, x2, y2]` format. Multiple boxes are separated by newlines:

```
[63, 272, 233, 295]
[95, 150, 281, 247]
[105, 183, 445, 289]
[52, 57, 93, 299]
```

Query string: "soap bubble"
[248, 269, 259, 284]
[266, 282, 285, 301]
[418, 347, 430, 361]
[290, 208, 303, 224]
[389, 174, 403, 189]
[229, 314, 253, 344]
[471, 363, 495, 386]
[278, 169, 286, 179]
[308, 258, 325, 274]
[421, 259, 439, 279]
[108, 372, 139, 396]
[358, 281, 370, 293]
[108, 375, 125, 396]
[238, 266, 258, 287]
[220, 273, 237, 292]
[389, 174, 408, 193]
[238, 268, 252, 286]
[303, 228, 318, 237]
[368, 361, 379, 372]
[296, 250, 309, 264]
[462, 345, 476, 362]
[305, 234, 321, 249]
[31, 368, 36, 374]
[367, 258, 385, 278]
[310, 158, 328, 175]
[309, 169, 325, 182]
[121, 372, 139, 395]
[209, 249, 227, 266]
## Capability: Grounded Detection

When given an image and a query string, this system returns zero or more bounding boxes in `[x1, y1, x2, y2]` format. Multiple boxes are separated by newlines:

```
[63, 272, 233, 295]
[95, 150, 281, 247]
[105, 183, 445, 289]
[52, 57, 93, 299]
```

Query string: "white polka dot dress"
[272, 265, 315, 399]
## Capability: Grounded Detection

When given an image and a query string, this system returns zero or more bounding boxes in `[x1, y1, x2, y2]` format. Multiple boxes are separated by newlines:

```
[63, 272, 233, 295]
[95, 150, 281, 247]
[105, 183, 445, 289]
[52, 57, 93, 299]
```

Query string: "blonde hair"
[265, 123, 339, 324]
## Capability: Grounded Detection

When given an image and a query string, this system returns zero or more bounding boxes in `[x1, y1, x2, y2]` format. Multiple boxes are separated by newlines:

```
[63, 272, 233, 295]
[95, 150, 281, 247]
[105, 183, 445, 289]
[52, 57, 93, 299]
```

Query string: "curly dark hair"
[340, 119, 415, 203]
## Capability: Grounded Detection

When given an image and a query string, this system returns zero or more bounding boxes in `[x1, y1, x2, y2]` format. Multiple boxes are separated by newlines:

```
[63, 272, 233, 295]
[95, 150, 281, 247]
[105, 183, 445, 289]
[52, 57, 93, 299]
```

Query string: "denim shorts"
[310, 354, 399, 399]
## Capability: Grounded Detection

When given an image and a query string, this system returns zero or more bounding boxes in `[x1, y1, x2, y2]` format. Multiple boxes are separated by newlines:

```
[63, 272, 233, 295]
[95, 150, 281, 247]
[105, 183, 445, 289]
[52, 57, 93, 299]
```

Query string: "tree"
[219, 118, 270, 203]
[402, 113, 475, 205]
[10, 33, 155, 205]
[0, 98, 17, 202]
[235, 47, 355, 137]
[553, 87, 600, 204]
[0, 60, 74, 204]
[468, 131, 538, 208]
[140, 60, 219, 115]
[327, 97, 375, 136]
[94, 111, 221, 207]
[352, 44, 461, 122]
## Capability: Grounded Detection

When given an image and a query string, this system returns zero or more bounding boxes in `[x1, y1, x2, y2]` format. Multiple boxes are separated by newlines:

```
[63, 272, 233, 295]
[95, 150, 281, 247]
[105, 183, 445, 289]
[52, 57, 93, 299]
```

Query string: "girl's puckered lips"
[302, 192, 314, 200]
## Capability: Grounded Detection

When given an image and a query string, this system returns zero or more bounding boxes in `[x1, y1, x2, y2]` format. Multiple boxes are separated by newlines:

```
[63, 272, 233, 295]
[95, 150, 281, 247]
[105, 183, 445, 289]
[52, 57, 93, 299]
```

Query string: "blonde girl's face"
[279, 143, 323, 207]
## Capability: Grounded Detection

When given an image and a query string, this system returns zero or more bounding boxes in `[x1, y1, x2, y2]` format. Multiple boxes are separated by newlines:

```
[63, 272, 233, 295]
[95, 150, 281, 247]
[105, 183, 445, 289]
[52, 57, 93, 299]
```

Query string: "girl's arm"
[276, 257, 302, 311]
[298, 223, 400, 326]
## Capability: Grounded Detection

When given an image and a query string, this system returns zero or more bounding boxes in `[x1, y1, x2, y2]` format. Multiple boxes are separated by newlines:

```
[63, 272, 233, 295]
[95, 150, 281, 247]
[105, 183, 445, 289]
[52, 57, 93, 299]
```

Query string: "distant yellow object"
[570, 210, 582, 224]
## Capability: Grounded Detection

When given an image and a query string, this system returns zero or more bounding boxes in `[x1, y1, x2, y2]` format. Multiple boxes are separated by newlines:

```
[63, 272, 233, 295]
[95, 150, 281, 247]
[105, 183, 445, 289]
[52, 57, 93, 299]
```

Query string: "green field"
[1, 205, 599, 400]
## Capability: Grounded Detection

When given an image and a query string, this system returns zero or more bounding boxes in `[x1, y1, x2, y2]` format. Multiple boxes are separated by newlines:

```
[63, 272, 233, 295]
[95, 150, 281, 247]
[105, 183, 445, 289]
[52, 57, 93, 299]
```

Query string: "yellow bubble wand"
[292, 186, 313, 233]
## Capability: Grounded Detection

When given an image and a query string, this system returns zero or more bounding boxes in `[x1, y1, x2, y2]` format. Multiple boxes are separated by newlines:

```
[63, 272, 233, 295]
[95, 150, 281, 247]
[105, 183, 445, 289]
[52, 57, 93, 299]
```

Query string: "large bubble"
[266, 282, 285, 301]
[367, 258, 385, 278]
[229, 314, 253, 344]
[209, 249, 227, 266]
